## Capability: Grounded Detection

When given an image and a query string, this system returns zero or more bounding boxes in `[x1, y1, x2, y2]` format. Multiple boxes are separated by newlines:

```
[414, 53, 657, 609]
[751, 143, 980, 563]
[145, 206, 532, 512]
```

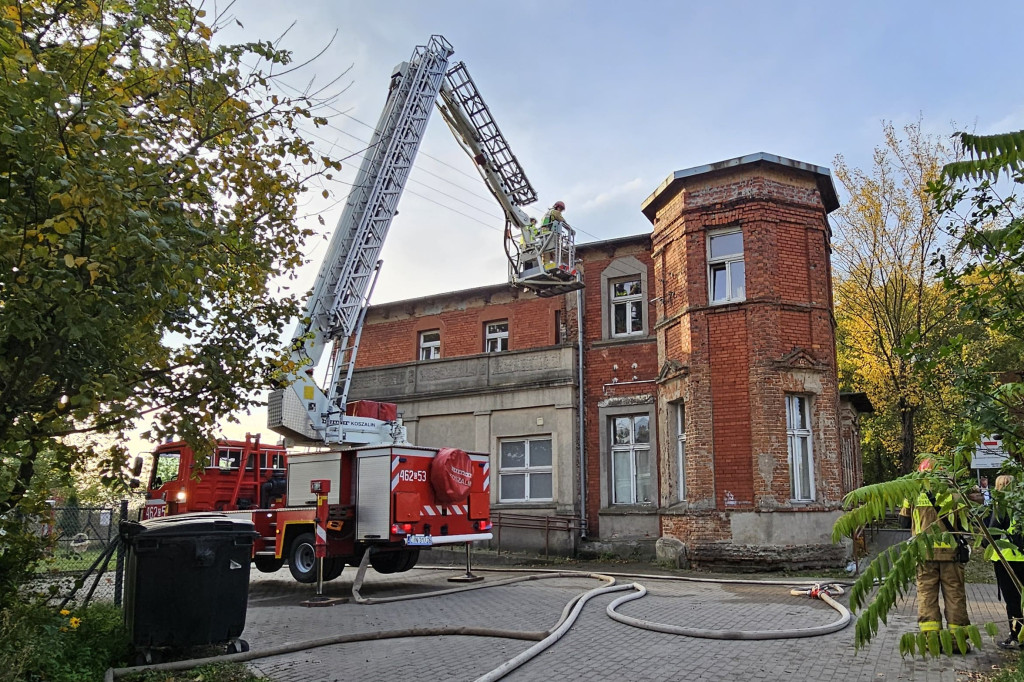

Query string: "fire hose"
[104, 563, 851, 682]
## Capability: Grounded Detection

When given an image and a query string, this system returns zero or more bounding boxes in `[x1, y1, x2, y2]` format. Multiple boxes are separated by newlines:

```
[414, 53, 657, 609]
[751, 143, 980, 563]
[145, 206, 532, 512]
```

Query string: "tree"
[0, 0, 340, 566]
[832, 121, 962, 477]
[833, 129, 1024, 656]
[933, 131, 1024, 456]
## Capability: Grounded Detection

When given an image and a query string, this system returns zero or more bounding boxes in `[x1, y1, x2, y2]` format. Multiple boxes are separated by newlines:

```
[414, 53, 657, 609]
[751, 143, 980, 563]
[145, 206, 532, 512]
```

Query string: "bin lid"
[122, 512, 256, 541]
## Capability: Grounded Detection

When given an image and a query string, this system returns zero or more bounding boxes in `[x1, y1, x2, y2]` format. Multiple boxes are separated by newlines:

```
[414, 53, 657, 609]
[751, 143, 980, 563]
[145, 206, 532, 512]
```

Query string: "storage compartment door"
[356, 455, 391, 540]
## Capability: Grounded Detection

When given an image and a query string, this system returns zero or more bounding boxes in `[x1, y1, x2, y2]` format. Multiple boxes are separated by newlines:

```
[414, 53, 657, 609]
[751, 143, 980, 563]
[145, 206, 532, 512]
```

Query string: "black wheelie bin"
[120, 513, 258, 661]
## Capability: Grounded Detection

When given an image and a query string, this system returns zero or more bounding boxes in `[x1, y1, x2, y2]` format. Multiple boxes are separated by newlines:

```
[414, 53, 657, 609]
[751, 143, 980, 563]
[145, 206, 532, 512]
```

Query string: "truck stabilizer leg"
[448, 541, 484, 583]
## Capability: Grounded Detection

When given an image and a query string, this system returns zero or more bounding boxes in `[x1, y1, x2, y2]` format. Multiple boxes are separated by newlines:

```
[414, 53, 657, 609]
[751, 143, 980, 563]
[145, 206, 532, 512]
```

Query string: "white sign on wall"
[973, 434, 1008, 469]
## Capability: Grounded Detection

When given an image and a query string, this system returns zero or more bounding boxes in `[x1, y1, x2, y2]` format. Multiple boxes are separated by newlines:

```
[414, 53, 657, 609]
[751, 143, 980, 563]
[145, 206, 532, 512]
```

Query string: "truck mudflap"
[406, 532, 492, 547]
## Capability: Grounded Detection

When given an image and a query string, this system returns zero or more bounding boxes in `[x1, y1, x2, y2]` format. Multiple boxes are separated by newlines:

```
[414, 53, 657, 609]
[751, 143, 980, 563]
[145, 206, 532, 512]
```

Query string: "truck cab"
[144, 436, 288, 519]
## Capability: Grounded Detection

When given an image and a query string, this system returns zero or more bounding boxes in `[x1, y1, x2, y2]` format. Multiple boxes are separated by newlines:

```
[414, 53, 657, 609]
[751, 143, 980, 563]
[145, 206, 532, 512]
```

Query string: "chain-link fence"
[27, 500, 134, 607]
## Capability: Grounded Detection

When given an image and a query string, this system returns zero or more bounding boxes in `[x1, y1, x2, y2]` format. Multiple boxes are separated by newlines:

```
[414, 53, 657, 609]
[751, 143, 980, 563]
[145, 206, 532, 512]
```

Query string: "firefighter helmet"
[553, 201, 565, 211]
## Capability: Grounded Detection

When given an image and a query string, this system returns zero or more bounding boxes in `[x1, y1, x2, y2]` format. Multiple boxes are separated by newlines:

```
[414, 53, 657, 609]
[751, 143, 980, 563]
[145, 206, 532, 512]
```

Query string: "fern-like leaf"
[968, 625, 983, 650]
[944, 131, 1024, 182]
[940, 629, 954, 656]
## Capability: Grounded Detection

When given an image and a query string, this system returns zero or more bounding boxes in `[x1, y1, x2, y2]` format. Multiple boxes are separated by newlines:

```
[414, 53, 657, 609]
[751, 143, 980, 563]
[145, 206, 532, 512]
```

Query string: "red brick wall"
[650, 161, 843, 549]
[357, 290, 563, 367]
[577, 240, 658, 536]
[708, 310, 753, 507]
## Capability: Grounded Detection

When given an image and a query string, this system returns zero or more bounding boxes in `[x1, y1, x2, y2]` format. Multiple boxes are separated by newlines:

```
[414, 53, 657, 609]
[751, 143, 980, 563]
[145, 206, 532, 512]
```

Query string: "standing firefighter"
[899, 457, 974, 648]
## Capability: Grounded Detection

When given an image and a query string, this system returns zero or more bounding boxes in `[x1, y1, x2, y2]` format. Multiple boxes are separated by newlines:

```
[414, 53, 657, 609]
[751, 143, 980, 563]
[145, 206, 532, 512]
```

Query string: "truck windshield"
[151, 451, 181, 489]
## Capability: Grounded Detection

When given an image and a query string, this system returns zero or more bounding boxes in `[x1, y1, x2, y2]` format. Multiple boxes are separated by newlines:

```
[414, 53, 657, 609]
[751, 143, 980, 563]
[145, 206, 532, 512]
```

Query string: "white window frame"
[675, 403, 686, 503]
[484, 320, 509, 353]
[610, 276, 644, 337]
[419, 329, 440, 360]
[610, 414, 653, 504]
[708, 229, 745, 304]
[786, 394, 815, 501]
[498, 437, 553, 502]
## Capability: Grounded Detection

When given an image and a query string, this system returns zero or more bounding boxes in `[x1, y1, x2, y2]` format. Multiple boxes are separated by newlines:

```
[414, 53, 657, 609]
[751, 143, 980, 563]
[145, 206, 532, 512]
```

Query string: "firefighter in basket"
[536, 201, 573, 270]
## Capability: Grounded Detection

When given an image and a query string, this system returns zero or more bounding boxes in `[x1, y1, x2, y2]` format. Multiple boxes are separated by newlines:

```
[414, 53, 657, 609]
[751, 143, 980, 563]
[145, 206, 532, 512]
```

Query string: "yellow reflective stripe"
[948, 623, 965, 631]
[919, 621, 941, 632]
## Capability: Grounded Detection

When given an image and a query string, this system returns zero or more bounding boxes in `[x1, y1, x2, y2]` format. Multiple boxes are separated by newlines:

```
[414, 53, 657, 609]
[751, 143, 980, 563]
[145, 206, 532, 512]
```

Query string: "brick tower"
[641, 153, 845, 569]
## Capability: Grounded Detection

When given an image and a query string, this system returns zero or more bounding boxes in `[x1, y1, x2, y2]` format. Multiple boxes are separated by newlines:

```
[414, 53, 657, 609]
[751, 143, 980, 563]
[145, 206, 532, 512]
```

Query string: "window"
[262, 452, 286, 470]
[611, 415, 652, 504]
[499, 438, 553, 502]
[216, 447, 242, 470]
[151, 451, 180, 488]
[675, 403, 686, 503]
[484, 320, 509, 353]
[419, 330, 440, 360]
[708, 230, 745, 304]
[786, 394, 815, 501]
[611, 277, 643, 337]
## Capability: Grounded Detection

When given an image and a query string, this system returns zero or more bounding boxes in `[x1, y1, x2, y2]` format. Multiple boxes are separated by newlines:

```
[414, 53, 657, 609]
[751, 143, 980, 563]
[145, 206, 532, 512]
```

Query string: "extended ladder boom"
[269, 36, 454, 445]
[269, 36, 583, 447]
[437, 63, 583, 298]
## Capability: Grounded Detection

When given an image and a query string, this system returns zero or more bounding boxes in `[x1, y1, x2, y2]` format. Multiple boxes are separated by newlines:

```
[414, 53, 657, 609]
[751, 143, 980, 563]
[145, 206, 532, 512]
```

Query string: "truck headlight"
[175, 491, 186, 502]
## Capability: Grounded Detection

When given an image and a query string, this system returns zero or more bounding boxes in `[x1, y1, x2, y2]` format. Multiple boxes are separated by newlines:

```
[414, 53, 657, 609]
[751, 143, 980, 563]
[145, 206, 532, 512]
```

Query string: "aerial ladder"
[268, 35, 583, 447]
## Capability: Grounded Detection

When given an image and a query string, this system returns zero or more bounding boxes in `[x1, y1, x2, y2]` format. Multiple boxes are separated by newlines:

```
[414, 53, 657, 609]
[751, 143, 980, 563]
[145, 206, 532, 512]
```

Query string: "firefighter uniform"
[901, 491, 970, 635]
[986, 498, 1024, 644]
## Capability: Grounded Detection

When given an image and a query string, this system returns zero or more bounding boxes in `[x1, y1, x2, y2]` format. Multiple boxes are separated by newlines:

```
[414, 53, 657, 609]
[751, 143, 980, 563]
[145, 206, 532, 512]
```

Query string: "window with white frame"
[611, 415, 653, 504]
[611, 277, 643, 337]
[786, 394, 815, 501]
[675, 403, 686, 503]
[419, 330, 440, 360]
[499, 438, 553, 502]
[484, 320, 509, 353]
[708, 230, 745, 304]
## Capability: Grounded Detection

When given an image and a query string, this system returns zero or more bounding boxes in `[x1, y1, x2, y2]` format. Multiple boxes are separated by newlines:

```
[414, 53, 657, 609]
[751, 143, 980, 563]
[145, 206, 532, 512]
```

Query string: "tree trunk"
[899, 398, 917, 475]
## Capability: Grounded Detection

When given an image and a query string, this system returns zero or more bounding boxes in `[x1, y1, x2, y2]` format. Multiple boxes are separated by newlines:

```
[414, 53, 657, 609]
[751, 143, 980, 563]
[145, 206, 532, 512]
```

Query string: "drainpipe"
[576, 286, 587, 539]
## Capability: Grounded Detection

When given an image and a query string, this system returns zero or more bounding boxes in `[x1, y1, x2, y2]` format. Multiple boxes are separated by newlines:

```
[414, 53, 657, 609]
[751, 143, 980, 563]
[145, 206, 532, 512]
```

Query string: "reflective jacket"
[903, 491, 958, 562]
[985, 508, 1024, 562]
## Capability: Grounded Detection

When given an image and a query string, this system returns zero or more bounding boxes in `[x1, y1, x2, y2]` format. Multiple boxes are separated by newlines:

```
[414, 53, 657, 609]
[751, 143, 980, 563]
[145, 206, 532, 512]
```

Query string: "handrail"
[492, 512, 584, 558]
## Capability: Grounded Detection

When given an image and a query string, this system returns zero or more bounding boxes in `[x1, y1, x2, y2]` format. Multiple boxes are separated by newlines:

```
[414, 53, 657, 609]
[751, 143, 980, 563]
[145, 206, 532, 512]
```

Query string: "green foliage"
[930, 129, 1024, 460]
[832, 120, 966, 477]
[0, 601, 130, 682]
[943, 131, 1024, 182]
[0, 0, 342, 597]
[123, 662, 272, 682]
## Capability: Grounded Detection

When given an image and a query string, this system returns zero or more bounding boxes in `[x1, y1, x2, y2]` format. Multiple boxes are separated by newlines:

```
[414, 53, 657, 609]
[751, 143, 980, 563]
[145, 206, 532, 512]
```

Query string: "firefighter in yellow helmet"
[899, 457, 973, 647]
[537, 201, 570, 270]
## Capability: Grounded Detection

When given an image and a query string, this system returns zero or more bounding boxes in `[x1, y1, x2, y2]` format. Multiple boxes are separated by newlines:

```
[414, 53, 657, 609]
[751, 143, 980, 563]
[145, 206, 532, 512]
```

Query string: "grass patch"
[978, 652, 1024, 681]
[123, 663, 271, 682]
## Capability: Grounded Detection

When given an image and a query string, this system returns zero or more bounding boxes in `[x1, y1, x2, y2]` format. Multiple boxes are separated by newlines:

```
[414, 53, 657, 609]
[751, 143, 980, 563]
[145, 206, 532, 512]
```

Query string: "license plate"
[405, 534, 432, 547]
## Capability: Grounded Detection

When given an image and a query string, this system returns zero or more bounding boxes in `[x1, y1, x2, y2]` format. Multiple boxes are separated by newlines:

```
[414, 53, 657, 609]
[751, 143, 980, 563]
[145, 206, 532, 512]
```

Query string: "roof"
[839, 391, 875, 414]
[575, 231, 651, 252]
[640, 152, 840, 222]
[368, 281, 512, 312]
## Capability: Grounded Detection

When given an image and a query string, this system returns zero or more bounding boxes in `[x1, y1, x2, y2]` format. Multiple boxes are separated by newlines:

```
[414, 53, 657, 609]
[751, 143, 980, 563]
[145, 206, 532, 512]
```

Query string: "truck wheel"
[323, 557, 345, 581]
[288, 532, 318, 583]
[369, 549, 419, 574]
[369, 550, 402, 574]
[254, 556, 285, 573]
[398, 549, 420, 572]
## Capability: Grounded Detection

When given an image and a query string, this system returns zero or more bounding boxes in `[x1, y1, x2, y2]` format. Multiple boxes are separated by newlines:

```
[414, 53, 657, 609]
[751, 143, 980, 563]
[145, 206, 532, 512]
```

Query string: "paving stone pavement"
[240, 565, 1016, 682]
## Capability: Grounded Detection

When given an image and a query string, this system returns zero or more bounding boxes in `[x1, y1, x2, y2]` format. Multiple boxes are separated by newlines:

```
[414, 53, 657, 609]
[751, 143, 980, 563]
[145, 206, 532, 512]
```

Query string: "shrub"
[0, 601, 130, 682]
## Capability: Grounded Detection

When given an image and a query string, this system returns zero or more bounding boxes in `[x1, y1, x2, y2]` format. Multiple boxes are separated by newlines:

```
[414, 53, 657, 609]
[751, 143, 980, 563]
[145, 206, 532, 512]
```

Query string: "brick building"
[349, 153, 869, 568]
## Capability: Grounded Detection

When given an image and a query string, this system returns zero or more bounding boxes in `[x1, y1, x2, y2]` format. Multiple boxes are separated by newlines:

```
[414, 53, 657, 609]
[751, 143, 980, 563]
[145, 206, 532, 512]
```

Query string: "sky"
[194, 0, 1024, 441]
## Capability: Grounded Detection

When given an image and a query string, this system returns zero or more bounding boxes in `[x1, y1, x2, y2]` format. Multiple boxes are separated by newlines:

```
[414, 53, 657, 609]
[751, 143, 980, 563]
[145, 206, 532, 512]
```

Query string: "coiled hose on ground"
[104, 553, 852, 682]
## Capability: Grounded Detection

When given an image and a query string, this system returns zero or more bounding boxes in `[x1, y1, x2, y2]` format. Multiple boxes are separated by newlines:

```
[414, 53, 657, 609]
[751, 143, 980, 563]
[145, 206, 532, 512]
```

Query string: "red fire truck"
[142, 420, 492, 583]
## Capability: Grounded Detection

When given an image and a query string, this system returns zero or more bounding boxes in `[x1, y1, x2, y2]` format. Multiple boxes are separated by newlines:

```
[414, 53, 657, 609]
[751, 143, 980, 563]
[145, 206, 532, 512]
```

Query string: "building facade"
[349, 153, 868, 567]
